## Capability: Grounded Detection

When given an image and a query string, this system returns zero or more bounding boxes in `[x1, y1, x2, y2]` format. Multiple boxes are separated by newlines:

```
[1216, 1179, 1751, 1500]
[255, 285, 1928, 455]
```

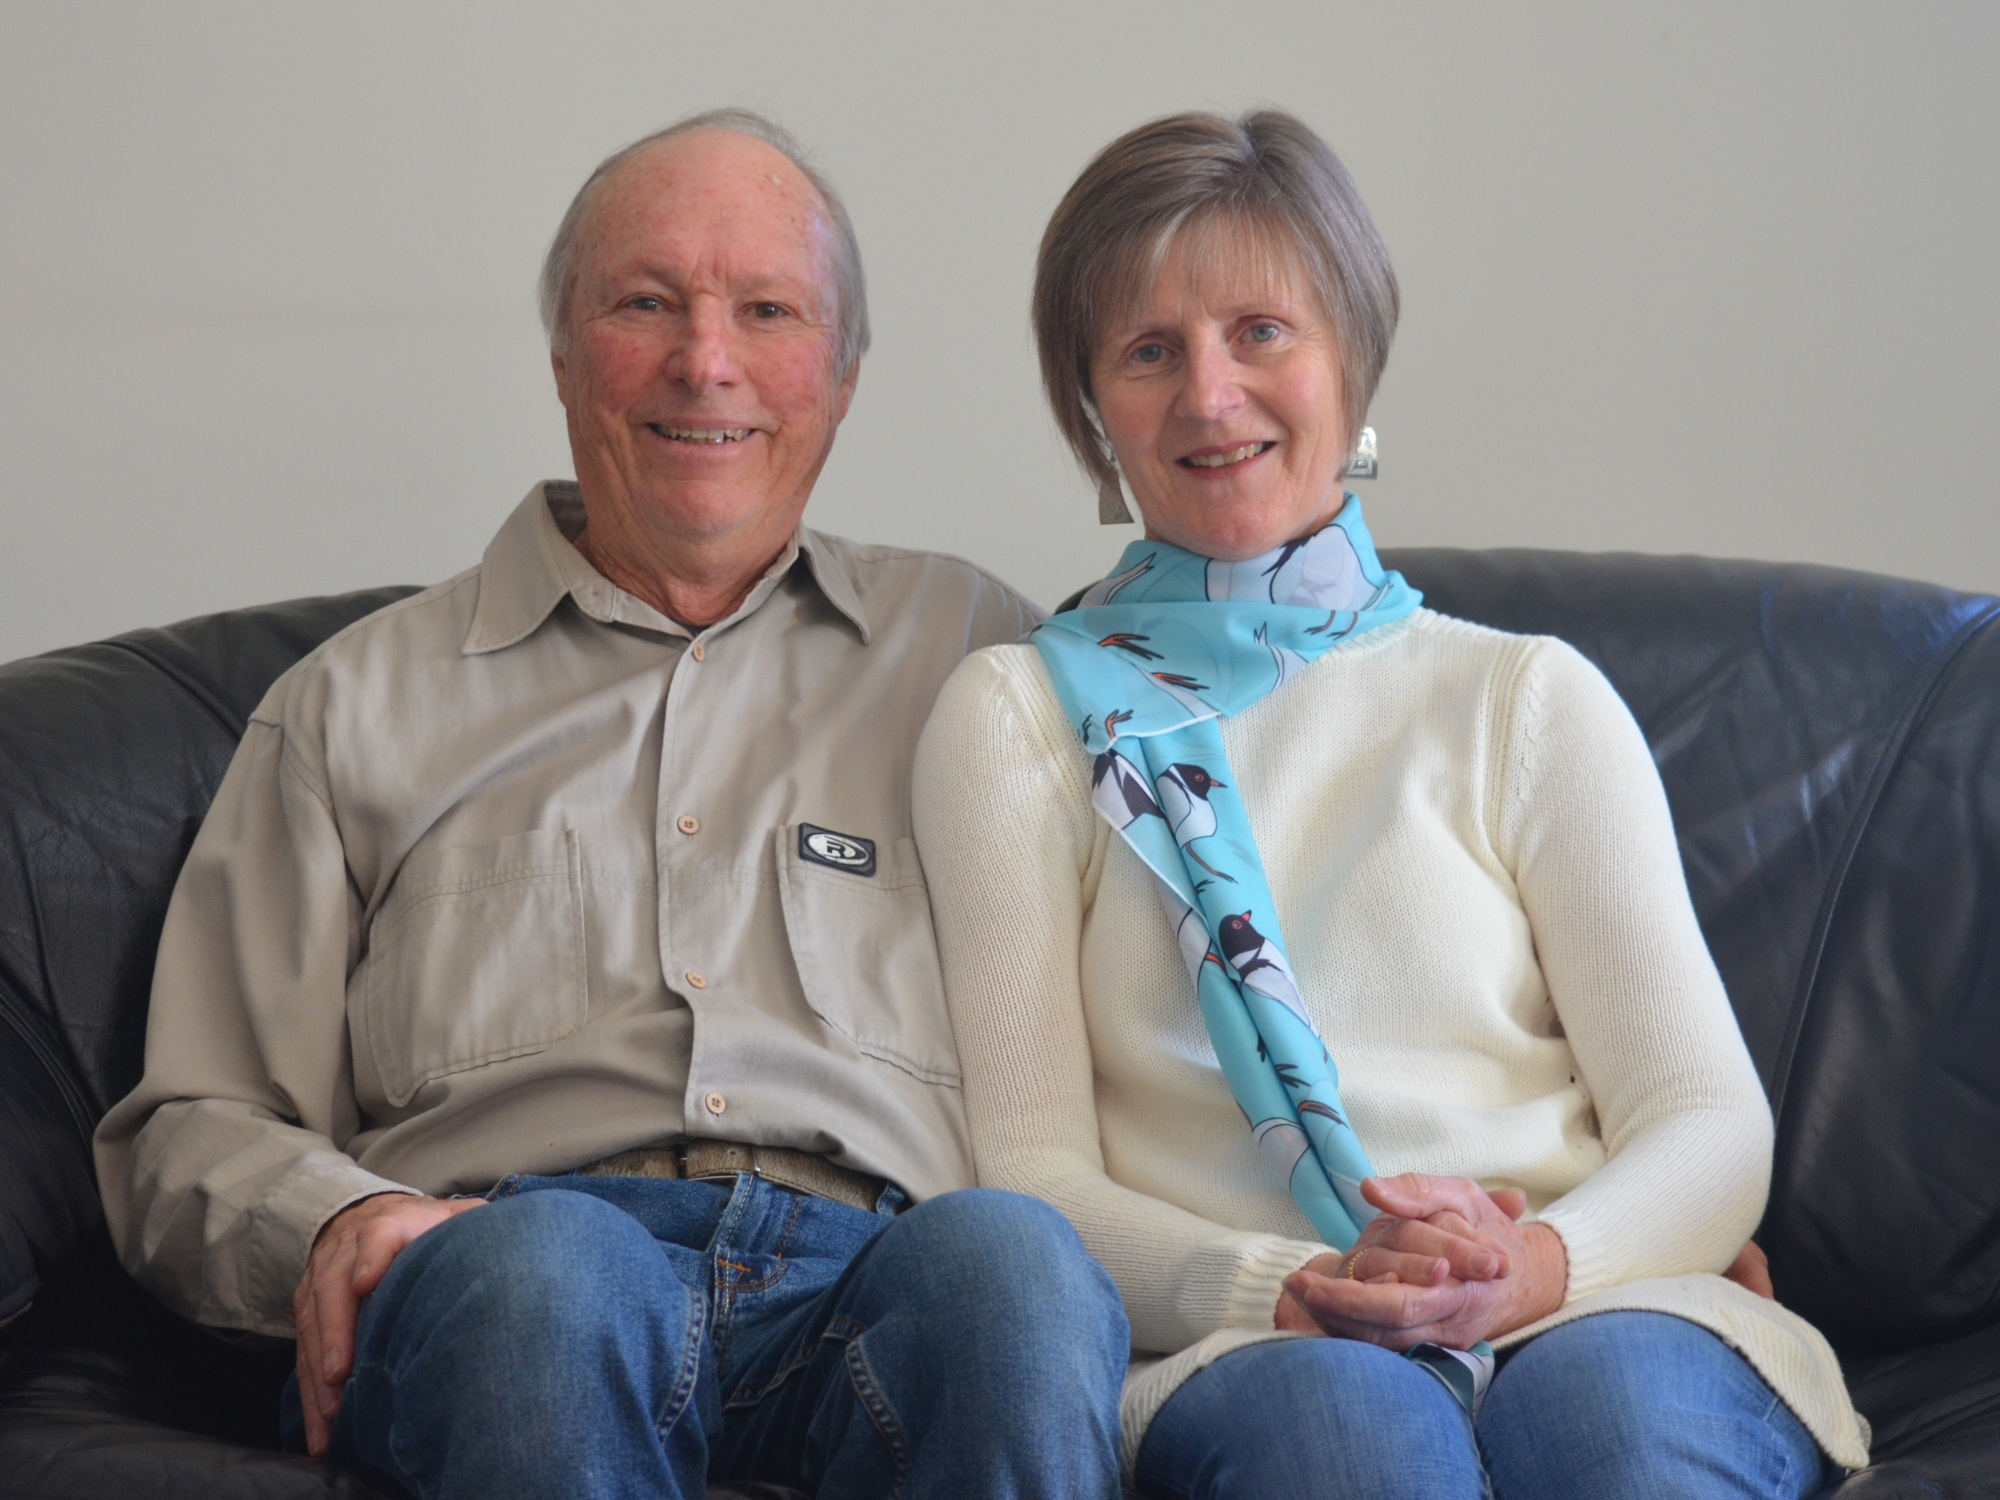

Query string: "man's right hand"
[292, 1192, 484, 1457]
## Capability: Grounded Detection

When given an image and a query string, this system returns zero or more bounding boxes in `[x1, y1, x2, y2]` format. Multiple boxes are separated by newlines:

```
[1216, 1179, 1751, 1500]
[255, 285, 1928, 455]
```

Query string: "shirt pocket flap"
[358, 827, 588, 1107]
[775, 824, 960, 1087]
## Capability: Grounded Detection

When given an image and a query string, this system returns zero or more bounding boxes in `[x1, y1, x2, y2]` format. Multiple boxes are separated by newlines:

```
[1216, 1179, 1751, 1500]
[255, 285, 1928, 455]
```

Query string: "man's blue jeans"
[1134, 1310, 1834, 1499]
[292, 1173, 1128, 1499]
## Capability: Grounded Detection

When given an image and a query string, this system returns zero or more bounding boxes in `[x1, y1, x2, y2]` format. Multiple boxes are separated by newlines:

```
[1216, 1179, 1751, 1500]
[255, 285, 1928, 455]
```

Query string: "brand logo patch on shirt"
[799, 824, 876, 876]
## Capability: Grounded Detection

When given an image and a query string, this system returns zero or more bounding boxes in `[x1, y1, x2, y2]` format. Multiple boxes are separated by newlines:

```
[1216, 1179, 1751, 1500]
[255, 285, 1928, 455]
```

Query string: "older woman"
[913, 111, 1869, 1498]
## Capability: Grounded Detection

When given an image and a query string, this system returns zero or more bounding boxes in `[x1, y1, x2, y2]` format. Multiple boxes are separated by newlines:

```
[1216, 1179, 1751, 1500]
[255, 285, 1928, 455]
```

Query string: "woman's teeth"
[657, 425, 752, 444]
[1183, 442, 1270, 469]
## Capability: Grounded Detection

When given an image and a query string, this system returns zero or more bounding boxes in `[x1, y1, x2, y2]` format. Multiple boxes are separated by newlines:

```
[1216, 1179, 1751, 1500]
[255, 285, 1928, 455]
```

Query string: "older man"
[94, 111, 1127, 1500]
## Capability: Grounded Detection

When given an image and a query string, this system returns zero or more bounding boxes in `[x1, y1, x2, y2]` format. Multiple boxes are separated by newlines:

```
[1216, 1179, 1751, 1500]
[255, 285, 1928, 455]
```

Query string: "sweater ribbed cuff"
[1532, 1202, 1613, 1304]
[1224, 1236, 1330, 1331]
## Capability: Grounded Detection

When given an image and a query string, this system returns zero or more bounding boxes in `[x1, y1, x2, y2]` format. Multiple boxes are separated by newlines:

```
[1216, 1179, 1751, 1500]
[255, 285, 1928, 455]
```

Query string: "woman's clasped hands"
[1276, 1173, 1569, 1350]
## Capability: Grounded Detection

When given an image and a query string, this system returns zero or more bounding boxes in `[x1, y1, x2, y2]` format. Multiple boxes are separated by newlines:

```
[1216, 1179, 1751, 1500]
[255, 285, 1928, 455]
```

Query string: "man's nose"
[668, 300, 740, 392]
[1176, 338, 1243, 423]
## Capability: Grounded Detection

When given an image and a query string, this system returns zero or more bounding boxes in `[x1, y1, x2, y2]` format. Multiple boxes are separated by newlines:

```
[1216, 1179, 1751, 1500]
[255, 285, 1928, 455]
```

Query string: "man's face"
[553, 130, 855, 562]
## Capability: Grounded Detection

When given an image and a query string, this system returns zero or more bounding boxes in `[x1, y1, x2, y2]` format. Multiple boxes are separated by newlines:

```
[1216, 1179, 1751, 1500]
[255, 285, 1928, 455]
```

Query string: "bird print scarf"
[1032, 495, 1495, 1411]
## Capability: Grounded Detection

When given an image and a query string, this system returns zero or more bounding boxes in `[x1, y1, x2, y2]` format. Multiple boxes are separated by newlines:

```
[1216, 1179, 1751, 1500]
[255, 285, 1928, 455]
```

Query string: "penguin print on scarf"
[1252, 1116, 1313, 1182]
[1077, 553, 1156, 608]
[1147, 672, 1216, 721]
[1217, 910, 1314, 1030]
[1255, 623, 1311, 691]
[1091, 748, 1162, 831]
[1203, 522, 1375, 607]
[1156, 764, 1234, 882]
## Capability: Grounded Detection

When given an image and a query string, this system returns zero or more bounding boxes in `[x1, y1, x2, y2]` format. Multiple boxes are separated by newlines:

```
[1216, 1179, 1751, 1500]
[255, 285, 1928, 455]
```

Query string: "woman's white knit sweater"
[913, 609, 1869, 1473]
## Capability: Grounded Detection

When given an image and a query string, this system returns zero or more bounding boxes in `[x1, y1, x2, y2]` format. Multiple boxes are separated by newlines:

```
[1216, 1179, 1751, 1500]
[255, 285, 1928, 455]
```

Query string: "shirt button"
[690, 641, 706, 662]
[684, 970, 708, 990]
[704, 1091, 727, 1116]
[676, 814, 700, 835]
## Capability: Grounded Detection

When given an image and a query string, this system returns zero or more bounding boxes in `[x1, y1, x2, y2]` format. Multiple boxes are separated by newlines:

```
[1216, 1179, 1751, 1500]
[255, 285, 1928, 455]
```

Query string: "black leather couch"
[2, 551, 1996, 1497]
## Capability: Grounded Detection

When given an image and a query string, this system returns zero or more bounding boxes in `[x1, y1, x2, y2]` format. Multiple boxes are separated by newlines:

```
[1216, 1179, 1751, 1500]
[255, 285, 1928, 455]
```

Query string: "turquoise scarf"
[1032, 495, 1494, 1409]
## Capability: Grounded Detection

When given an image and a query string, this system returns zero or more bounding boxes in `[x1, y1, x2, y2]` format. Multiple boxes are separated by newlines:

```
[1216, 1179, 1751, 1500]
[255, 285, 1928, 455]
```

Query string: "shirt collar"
[794, 528, 872, 644]
[463, 481, 871, 654]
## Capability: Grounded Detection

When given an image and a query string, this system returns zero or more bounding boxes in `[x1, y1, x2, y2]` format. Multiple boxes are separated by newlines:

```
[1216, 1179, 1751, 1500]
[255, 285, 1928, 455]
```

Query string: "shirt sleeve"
[915, 648, 1326, 1355]
[1494, 638, 1774, 1302]
[93, 700, 417, 1338]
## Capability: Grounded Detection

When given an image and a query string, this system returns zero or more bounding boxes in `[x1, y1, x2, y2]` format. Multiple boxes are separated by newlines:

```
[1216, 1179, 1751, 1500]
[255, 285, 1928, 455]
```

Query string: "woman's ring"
[1344, 1250, 1363, 1280]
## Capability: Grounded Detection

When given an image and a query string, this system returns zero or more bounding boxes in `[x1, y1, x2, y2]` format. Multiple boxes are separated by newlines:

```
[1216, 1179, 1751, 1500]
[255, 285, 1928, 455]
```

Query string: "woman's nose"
[1176, 339, 1242, 422]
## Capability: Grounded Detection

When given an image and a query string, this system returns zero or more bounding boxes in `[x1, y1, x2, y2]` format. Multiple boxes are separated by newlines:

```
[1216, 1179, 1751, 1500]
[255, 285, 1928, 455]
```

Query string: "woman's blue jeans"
[287, 1173, 1128, 1500]
[1134, 1311, 1834, 1500]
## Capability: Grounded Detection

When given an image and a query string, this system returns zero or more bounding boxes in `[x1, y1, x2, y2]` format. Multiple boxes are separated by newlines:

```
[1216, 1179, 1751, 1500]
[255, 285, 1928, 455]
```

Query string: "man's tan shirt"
[94, 484, 1041, 1337]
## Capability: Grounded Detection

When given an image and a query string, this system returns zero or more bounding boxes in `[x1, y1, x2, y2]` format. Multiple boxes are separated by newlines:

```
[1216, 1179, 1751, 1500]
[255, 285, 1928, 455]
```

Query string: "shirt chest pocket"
[356, 828, 589, 1108]
[776, 826, 960, 1087]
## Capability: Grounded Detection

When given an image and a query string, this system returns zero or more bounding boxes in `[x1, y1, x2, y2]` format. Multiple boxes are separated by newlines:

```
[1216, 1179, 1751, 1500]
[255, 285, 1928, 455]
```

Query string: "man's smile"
[647, 423, 756, 445]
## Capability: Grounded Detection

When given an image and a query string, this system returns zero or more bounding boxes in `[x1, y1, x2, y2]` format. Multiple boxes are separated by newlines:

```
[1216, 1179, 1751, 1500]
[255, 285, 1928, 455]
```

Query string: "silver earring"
[1344, 426, 1379, 480]
[1098, 468, 1134, 525]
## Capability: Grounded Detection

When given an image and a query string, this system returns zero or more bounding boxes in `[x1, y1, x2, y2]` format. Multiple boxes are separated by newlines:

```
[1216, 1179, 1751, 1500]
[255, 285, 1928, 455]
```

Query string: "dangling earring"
[1097, 467, 1134, 525]
[1343, 426, 1379, 480]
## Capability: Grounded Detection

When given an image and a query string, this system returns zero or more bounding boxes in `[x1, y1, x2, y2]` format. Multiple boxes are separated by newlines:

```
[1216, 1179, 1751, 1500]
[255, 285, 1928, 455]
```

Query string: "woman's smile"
[1179, 439, 1277, 471]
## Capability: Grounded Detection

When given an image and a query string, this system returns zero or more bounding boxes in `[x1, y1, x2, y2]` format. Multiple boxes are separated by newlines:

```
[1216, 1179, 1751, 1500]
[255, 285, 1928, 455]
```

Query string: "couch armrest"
[0, 993, 102, 1333]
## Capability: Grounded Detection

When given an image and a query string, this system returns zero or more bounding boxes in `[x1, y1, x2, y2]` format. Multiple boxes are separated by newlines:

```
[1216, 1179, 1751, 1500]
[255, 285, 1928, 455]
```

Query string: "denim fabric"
[296, 1175, 1126, 1500]
[1135, 1311, 1832, 1500]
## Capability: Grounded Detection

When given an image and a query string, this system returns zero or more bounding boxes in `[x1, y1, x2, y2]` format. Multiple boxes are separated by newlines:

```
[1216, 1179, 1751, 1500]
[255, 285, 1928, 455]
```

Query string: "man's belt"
[579, 1139, 890, 1214]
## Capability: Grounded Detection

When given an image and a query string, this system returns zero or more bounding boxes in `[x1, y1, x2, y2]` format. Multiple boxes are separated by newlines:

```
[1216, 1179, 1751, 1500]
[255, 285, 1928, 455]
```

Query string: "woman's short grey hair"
[538, 108, 870, 380]
[1032, 109, 1399, 518]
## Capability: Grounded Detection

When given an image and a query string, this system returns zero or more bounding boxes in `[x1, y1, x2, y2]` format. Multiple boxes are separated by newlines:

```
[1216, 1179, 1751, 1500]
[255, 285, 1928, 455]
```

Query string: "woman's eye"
[750, 302, 788, 320]
[1246, 323, 1279, 344]
[627, 296, 664, 313]
[1133, 344, 1168, 365]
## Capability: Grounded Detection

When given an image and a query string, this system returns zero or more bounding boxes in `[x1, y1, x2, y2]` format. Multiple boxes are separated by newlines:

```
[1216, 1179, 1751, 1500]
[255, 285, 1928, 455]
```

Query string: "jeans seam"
[654, 1265, 709, 1440]
[720, 1314, 865, 1412]
[841, 1328, 910, 1499]
[721, 1254, 792, 1294]
[1758, 1388, 1797, 1494]
[374, 1360, 431, 1492]
[770, 1187, 802, 1260]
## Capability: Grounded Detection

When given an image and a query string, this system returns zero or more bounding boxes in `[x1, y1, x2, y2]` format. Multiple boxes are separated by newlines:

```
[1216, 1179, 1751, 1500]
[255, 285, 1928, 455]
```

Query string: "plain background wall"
[2, 1, 1995, 664]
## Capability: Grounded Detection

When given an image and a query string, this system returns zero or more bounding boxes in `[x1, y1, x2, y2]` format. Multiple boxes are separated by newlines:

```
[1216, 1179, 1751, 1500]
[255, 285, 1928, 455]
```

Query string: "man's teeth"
[658, 425, 752, 444]
[1184, 442, 1269, 469]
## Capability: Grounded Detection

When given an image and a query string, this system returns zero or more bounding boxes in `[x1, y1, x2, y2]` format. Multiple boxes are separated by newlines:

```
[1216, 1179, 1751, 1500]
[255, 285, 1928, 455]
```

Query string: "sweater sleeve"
[1493, 638, 1773, 1303]
[915, 648, 1327, 1354]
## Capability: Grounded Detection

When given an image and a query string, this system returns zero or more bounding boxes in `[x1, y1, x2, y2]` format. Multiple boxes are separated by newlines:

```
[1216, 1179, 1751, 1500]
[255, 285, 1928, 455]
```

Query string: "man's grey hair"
[538, 108, 870, 380]
[1032, 109, 1399, 517]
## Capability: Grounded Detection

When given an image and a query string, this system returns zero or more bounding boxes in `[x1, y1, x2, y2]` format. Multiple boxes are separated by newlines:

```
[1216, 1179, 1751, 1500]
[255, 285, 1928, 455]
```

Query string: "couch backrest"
[0, 588, 416, 1326]
[3, 557, 1996, 1357]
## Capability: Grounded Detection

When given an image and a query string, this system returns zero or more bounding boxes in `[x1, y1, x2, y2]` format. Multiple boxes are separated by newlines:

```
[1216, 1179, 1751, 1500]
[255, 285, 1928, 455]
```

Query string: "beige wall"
[2, 1, 1994, 664]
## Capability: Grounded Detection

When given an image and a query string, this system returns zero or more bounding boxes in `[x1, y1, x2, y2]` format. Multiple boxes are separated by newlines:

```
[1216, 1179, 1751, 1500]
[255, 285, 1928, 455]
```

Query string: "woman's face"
[1090, 229, 1348, 562]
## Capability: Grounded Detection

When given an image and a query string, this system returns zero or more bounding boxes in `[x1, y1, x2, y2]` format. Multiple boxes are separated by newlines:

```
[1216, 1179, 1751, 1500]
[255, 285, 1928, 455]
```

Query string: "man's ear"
[550, 347, 572, 408]
[833, 361, 860, 425]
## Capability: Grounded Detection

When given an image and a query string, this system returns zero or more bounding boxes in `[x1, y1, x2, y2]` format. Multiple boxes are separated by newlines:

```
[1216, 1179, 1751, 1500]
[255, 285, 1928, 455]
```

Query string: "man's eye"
[750, 302, 788, 319]
[625, 296, 665, 313]
[1246, 323, 1279, 344]
[1133, 344, 1168, 365]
